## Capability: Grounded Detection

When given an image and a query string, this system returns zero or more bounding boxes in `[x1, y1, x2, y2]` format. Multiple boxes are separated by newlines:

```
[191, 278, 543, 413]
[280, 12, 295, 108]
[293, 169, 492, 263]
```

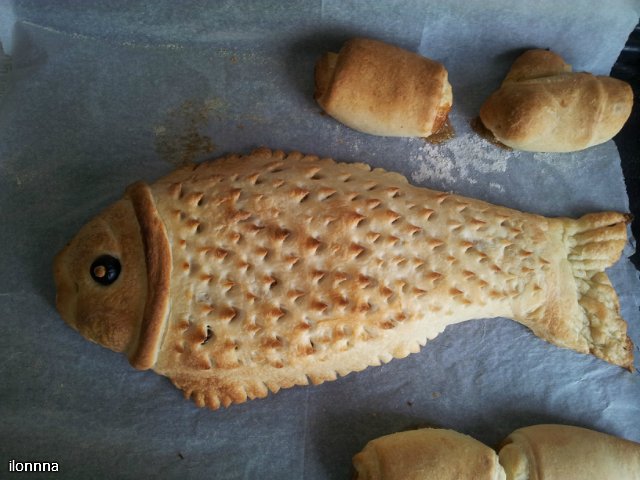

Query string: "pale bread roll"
[498, 424, 640, 480]
[479, 49, 633, 152]
[314, 38, 452, 137]
[352, 424, 640, 480]
[353, 428, 506, 480]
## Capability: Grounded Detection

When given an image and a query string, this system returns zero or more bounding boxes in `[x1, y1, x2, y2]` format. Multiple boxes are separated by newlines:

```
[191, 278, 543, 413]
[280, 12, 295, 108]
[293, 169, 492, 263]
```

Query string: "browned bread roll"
[54, 149, 632, 409]
[498, 424, 640, 480]
[314, 38, 452, 137]
[479, 49, 633, 152]
[352, 425, 640, 479]
[353, 428, 505, 480]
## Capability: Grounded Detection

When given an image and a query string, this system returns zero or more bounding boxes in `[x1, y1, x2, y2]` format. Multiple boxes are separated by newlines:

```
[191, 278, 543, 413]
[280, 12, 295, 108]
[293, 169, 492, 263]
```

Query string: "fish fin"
[170, 375, 263, 410]
[567, 212, 633, 370]
[169, 371, 312, 409]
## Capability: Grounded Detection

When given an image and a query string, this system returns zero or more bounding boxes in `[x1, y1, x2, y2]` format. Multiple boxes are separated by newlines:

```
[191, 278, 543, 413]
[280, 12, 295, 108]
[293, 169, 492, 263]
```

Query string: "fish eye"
[90, 255, 121, 286]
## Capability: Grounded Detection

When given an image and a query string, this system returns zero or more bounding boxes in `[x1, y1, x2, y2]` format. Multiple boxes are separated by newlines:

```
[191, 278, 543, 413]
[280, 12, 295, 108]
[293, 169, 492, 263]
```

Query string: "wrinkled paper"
[1, 1, 639, 478]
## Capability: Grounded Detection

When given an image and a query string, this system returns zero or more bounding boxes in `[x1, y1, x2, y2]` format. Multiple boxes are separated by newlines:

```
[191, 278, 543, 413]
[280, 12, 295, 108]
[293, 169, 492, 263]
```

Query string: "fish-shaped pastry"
[54, 148, 633, 409]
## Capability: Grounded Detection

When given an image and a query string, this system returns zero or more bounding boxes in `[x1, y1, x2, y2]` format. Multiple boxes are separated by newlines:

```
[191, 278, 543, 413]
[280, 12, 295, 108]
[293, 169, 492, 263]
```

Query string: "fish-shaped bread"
[54, 148, 633, 409]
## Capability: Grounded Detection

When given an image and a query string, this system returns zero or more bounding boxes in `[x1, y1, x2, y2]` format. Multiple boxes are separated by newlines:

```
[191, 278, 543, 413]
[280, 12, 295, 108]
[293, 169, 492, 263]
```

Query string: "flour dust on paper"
[409, 132, 517, 193]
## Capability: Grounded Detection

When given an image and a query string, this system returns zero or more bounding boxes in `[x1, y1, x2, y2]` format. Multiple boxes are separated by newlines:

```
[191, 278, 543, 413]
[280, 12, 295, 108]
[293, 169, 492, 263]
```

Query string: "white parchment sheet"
[1, 1, 639, 478]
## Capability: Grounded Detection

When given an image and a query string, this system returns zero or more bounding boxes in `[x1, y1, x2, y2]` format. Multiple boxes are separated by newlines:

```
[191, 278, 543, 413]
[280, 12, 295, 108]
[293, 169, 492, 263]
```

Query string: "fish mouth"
[125, 181, 173, 370]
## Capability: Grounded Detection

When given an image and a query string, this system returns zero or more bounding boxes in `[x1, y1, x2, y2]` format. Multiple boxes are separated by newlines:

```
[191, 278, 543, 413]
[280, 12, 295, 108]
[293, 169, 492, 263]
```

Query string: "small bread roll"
[498, 424, 640, 480]
[314, 38, 452, 137]
[479, 49, 633, 152]
[352, 428, 506, 480]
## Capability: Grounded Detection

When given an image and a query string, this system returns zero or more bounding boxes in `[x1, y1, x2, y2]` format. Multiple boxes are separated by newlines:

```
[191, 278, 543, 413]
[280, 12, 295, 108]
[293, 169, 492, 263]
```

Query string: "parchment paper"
[1, 1, 639, 478]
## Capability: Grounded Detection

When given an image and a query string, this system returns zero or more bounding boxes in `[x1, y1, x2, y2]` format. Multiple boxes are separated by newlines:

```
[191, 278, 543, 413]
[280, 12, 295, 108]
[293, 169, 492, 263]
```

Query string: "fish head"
[53, 198, 148, 355]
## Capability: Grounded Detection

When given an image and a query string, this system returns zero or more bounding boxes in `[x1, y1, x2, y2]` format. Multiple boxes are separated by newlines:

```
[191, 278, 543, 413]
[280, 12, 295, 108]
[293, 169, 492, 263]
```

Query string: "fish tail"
[566, 211, 633, 369]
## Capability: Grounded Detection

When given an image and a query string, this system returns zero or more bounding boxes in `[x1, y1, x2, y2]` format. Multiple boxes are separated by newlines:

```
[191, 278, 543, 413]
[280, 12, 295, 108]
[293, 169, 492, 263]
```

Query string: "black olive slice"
[90, 255, 121, 286]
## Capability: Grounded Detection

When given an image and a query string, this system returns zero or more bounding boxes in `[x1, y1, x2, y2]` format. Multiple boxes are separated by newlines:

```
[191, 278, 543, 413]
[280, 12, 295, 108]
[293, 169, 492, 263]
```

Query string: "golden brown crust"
[143, 148, 631, 408]
[353, 428, 506, 480]
[351, 424, 640, 480]
[53, 198, 148, 355]
[498, 424, 640, 479]
[314, 38, 452, 137]
[502, 49, 572, 84]
[54, 148, 633, 409]
[479, 49, 633, 152]
[126, 182, 173, 370]
[517, 212, 633, 370]
[313, 52, 338, 102]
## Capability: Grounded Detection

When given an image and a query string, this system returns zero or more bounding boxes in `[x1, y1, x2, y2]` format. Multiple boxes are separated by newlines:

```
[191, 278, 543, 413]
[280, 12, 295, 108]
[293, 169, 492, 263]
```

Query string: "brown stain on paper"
[155, 99, 225, 167]
[469, 117, 512, 151]
[424, 118, 455, 145]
